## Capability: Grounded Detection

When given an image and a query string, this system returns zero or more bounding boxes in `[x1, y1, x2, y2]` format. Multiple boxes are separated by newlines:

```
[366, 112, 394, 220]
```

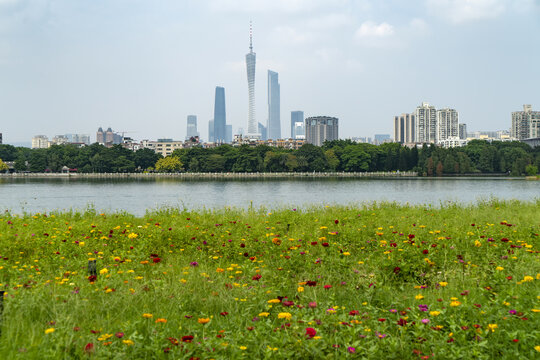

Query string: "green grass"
[0, 200, 539, 359]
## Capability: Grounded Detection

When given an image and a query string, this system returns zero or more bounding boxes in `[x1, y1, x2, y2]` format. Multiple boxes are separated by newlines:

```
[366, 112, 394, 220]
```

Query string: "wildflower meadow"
[0, 200, 538, 359]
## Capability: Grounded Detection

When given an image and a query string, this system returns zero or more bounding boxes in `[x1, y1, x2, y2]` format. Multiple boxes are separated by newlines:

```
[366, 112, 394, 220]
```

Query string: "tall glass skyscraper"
[291, 111, 304, 139]
[186, 115, 198, 140]
[245, 23, 259, 138]
[213, 86, 226, 143]
[267, 70, 280, 140]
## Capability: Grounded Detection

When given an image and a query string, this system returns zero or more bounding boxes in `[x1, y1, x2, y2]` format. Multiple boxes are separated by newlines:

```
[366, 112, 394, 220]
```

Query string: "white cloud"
[355, 21, 394, 38]
[305, 13, 353, 29]
[426, 0, 507, 23]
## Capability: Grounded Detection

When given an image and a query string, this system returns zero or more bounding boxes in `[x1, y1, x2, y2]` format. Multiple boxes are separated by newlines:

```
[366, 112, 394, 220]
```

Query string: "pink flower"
[347, 347, 356, 353]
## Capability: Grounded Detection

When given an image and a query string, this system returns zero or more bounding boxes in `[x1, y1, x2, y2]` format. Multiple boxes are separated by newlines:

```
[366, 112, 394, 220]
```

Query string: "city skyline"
[0, 1, 539, 144]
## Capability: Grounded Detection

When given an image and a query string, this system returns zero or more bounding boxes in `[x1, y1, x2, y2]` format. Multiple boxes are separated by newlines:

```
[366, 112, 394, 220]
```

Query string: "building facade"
[245, 24, 259, 138]
[142, 139, 183, 157]
[436, 108, 459, 143]
[305, 116, 339, 146]
[213, 87, 226, 143]
[32, 135, 49, 149]
[186, 115, 198, 140]
[267, 70, 281, 140]
[394, 113, 415, 144]
[208, 120, 214, 143]
[97, 127, 122, 146]
[459, 123, 467, 140]
[258, 122, 267, 141]
[291, 111, 304, 139]
[512, 104, 540, 140]
[414, 102, 437, 143]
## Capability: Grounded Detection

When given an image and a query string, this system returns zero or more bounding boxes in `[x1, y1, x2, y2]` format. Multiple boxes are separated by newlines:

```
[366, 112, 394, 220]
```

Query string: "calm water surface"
[0, 177, 538, 216]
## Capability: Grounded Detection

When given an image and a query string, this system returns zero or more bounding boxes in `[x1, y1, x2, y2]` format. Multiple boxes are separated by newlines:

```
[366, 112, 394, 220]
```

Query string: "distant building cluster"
[31, 133, 91, 149]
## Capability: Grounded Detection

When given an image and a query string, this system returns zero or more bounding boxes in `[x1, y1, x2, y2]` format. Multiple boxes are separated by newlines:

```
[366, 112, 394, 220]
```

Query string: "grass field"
[0, 200, 538, 359]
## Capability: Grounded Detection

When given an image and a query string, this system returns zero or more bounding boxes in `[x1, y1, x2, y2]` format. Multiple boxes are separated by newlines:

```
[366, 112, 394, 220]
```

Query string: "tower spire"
[249, 21, 253, 52]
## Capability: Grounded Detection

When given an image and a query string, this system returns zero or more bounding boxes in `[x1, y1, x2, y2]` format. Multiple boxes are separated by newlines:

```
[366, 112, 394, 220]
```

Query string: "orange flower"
[198, 318, 210, 324]
[155, 318, 167, 323]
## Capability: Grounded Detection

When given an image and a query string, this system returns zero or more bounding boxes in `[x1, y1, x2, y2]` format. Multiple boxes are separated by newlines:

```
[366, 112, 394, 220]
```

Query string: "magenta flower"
[347, 347, 356, 353]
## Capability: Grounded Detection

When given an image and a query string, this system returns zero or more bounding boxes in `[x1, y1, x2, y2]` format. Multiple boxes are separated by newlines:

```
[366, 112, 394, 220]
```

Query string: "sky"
[0, 0, 539, 144]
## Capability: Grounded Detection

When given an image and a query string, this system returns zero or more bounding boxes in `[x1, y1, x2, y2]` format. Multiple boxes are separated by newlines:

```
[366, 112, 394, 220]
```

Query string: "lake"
[0, 177, 538, 216]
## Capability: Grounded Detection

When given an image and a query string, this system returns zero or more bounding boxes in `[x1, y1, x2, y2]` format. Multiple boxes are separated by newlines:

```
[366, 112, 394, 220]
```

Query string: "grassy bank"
[0, 201, 538, 359]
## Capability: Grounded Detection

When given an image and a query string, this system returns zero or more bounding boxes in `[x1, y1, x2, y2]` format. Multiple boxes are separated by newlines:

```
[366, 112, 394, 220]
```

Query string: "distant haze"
[0, 0, 538, 143]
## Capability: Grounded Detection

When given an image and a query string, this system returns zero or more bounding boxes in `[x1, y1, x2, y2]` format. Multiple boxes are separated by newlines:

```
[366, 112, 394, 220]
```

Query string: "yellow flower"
[277, 312, 292, 320]
[198, 318, 210, 324]
[429, 311, 441, 316]
[535, 345, 540, 352]
[531, 309, 540, 313]
[523, 276, 534, 282]
[496, 266, 504, 271]
[268, 299, 281, 304]
[450, 301, 461, 307]
[239, 346, 247, 350]
[342, 252, 350, 256]
[415, 294, 424, 300]
[258, 312, 270, 317]
[128, 233, 138, 239]
[123, 339, 134, 346]
[474, 240, 482, 247]
[44, 328, 55, 334]
[439, 282, 448, 287]
[487, 324, 498, 332]
[297, 286, 304, 292]
[142, 313, 153, 318]
[99, 268, 108, 275]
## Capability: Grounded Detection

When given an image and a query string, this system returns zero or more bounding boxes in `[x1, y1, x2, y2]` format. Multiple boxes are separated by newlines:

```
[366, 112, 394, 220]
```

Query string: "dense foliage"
[0, 201, 538, 358]
[0, 140, 538, 175]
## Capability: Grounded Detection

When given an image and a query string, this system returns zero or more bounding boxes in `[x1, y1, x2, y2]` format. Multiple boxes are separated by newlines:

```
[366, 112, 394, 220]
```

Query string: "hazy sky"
[0, 0, 539, 144]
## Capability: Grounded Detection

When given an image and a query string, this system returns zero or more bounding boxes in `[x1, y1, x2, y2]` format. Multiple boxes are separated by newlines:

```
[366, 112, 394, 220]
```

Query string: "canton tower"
[245, 23, 260, 138]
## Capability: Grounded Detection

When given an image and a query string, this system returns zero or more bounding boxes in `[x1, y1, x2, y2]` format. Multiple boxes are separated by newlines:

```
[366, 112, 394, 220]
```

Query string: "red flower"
[306, 281, 317, 287]
[84, 343, 94, 354]
[305, 327, 317, 338]
[115, 332, 124, 338]
[324, 285, 332, 289]
[334, 220, 339, 224]
[422, 250, 429, 254]
[378, 318, 386, 322]
[397, 318, 407, 326]
[88, 275, 97, 283]
[220, 312, 229, 316]
[168, 337, 179, 346]
[322, 242, 329, 247]
[349, 310, 359, 316]
[408, 234, 415, 239]
[252, 274, 262, 281]
[181, 335, 194, 343]
[393, 267, 401, 274]
[153, 257, 161, 263]
[282, 301, 294, 307]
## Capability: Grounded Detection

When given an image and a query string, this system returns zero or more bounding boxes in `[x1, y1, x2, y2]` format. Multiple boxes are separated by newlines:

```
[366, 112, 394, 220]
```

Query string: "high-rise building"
[97, 127, 122, 146]
[0, 133, 3, 144]
[436, 108, 459, 142]
[294, 122, 305, 140]
[291, 111, 304, 139]
[245, 23, 259, 139]
[32, 135, 49, 149]
[258, 122, 267, 141]
[414, 102, 437, 143]
[65, 134, 90, 145]
[459, 123, 467, 140]
[186, 115, 199, 140]
[208, 120, 214, 143]
[512, 104, 540, 140]
[394, 113, 415, 144]
[267, 70, 280, 140]
[305, 116, 339, 146]
[374, 134, 391, 145]
[213, 87, 226, 143]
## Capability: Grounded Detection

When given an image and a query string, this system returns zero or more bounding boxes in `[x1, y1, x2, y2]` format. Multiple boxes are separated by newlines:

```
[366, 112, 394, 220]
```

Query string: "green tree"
[325, 149, 339, 171]
[341, 145, 371, 172]
[525, 164, 538, 176]
[155, 156, 183, 173]
[134, 148, 162, 171]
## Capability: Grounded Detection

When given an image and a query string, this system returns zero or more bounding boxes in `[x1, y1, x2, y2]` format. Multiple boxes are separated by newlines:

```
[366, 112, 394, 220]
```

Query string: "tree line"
[0, 140, 538, 175]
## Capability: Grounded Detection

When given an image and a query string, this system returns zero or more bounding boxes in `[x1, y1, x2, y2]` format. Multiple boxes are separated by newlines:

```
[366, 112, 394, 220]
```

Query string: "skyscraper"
[213, 87, 226, 143]
[267, 70, 280, 140]
[459, 123, 467, 139]
[186, 115, 198, 140]
[258, 122, 267, 141]
[512, 104, 540, 140]
[394, 113, 415, 144]
[305, 116, 339, 146]
[291, 111, 304, 139]
[436, 108, 459, 142]
[245, 23, 259, 138]
[414, 102, 437, 144]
